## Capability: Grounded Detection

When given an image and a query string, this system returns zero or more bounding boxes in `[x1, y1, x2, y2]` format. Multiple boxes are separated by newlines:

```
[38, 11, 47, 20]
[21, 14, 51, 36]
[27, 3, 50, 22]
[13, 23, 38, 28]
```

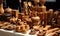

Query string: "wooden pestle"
[46, 28, 59, 33]
[43, 25, 51, 30]
[45, 32, 58, 36]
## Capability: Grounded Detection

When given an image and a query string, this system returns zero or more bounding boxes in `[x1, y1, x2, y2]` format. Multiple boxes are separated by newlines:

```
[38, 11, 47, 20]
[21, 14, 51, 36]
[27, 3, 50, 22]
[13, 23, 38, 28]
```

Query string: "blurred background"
[3, 0, 60, 11]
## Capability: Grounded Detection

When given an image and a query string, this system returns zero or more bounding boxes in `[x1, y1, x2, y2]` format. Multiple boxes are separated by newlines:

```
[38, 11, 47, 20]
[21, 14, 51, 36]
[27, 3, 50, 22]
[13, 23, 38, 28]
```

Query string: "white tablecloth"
[0, 29, 37, 36]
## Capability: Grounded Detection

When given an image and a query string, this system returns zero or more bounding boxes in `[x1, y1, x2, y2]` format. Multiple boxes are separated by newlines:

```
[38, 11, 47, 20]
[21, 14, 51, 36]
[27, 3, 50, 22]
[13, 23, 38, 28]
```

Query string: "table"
[0, 29, 37, 36]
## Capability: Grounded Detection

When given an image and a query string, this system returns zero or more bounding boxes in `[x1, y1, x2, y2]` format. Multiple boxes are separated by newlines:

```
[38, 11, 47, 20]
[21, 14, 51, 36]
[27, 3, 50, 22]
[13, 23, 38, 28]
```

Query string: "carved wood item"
[0, 0, 4, 14]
